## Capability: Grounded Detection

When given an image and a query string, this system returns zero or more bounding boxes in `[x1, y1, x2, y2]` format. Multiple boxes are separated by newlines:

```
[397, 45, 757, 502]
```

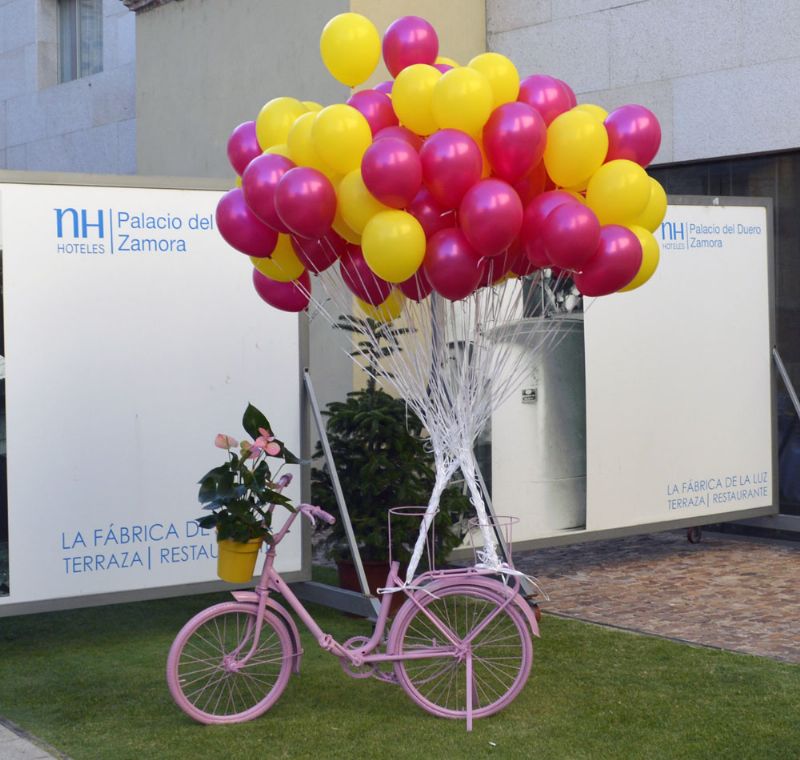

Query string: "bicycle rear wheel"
[388, 584, 532, 720]
[167, 601, 292, 724]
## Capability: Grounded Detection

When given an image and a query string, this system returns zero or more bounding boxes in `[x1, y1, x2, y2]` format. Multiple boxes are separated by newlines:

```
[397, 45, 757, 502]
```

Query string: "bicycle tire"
[388, 584, 532, 720]
[166, 601, 292, 724]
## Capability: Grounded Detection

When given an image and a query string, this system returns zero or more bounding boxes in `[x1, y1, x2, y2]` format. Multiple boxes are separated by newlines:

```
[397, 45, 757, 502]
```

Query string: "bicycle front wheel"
[166, 601, 292, 724]
[388, 585, 532, 720]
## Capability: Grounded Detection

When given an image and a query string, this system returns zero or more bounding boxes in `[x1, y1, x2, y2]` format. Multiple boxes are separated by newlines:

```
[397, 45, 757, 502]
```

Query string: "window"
[58, 0, 103, 83]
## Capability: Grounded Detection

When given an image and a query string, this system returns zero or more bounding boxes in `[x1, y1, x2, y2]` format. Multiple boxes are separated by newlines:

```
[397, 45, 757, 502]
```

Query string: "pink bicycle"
[166, 503, 539, 731]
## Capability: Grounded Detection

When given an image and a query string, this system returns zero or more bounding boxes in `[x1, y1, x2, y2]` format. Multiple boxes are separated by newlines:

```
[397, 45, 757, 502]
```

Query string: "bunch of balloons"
[216, 12, 666, 316]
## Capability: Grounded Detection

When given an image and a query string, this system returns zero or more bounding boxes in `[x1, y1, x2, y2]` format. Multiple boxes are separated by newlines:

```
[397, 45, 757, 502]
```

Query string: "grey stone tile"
[486, 0, 552, 33]
[91, 63, 135, 126]
[0, 0, 35, 54]
[117, 117, 136, 174]
[5, 141, 25, 168]
[740, 0, 800, 66]
[0, 49, 29, 101]
[553, 0, 649, 19]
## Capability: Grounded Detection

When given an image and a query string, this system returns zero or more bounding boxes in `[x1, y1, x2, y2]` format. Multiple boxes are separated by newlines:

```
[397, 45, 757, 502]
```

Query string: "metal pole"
[774, 347, 800, 420]
[303, 369, 379, 612]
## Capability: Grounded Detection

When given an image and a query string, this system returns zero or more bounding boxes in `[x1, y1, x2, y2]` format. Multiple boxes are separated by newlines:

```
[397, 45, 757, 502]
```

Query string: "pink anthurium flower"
[254, 427, 282, 457]
[214, 434, 239, 450]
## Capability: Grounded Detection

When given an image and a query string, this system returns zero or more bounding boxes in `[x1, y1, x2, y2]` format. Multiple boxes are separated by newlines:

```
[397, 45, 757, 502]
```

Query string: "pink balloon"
[541, 203, 601, 271]
[346, 89, 399, 136]
[513, 161, 548, 205]
[423, 228, 483, 301]
[459, 179, 523, 257]
[508, 237, 537, 276]
[520, 190, 581, 268]
[374, 125, 423, 151]
[478, 250, 514, 287]
[274, 167, 336, 240]
[398, 269, 433, 301]
[555, 78, 577, 108]
[227, 121, 262, 176]
[517, 74, 575, 125]
[242, 153, 296, 233]
[216, 188, 278, 258]
[573, 226, 643, 296]
[433, 63, 453, 73]
[252, 269, 311, 312]
[483, 102, 547, 184]
[407, 187, 455, 238]
[382, 16, 439, 78]
[604, 104, 662, 167]
[374, 80, 394, 95]
[339, 244, 392, 305]
[291, 231, 343, 273]
[361, 137, 422, 209]
[419, 129, 483, 210]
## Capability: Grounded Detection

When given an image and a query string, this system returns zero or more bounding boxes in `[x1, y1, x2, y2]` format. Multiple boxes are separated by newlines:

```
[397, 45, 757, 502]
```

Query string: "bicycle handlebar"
[299, 504, 336, 526]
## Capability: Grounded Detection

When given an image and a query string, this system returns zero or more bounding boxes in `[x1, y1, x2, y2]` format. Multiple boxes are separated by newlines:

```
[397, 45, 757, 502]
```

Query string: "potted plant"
[196, 403, 298, 583]
[312, 316, 470, 600]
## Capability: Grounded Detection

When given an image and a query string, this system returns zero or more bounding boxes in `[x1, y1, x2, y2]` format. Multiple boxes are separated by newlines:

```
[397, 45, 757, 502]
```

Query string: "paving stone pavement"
[514, 530, 800, 663]
[0, 719, 63, 760]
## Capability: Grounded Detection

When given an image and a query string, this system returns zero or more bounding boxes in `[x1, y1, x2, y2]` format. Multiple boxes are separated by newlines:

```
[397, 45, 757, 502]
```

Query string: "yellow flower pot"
[217, 537, 263, 583]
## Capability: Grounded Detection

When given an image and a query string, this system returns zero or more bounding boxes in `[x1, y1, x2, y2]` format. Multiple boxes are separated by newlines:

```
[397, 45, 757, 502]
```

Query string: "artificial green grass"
[0, 584, 798, 760]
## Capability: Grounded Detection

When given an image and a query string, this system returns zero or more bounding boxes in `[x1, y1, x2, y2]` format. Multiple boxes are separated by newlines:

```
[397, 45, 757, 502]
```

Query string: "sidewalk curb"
[0, 716, 71, 760]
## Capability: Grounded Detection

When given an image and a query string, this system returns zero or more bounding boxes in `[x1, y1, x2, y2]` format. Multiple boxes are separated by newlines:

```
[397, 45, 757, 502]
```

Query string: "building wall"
[0, 0, 135, 173]
[487, 0, 800, 165]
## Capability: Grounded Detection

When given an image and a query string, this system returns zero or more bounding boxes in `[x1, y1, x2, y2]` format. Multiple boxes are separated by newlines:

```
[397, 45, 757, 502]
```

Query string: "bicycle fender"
[412, 577, 540, 639]
[231, 592, 304, 673]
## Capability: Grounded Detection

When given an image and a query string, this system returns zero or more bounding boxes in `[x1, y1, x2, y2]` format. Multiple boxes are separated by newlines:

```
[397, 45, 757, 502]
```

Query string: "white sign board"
[491, 198, 775, 546]
[0, 179, 304, 614]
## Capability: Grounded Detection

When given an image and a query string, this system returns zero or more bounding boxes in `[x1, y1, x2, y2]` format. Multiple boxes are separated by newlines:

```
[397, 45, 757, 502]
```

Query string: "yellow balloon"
[256, 97, 307, 150]
[362, 210, 426, 283]
[287, 112, 319, 166]
[432, 67, 494, 135]
[392, 64, 442, 136]
[332, 208, 361, 244]
[475, 138, 491, 179]
[631, 177, 668, 232]
[319, 13, 380, 87]
[263, 143, 292, 159]
[620, 225, 660, 291]
[312, 104, 372, 175]
[250, 236, 305, 282]
[235, 175, 242, 188]
[468, 52, 519, 107]
[585, 159, 651, 225]
[543, 110, 609, 189]
[357, 290, 406, 322]
[303, 101, 323, 112]
[573, 103, 609, 121]
[436, 55, 459, 68]
[338, 170, 390, 234]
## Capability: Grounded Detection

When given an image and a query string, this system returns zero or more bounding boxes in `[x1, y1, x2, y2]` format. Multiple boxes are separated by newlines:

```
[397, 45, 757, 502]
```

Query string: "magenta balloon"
[433, 63, 453, 73]
[339, 244, 392, 305]
[407, 187, 455, 238]
[374, 125, 423, 151]
[555, 78, 577, 108]
[291, 232, 341, 273]
[517, 74, 575, 125]
[242, 153, 296, 233]
[459, 179, 523, 257]
[374, 80, 394, 95]
[479, 249, 515, 287]
[483, 102, 547, 184]
[252, 268, 311, 312]
[274, 167, 336, 240]
[346, 89, 399, 136]
[520, 190, 581, 268]
[227, 121, 262, 176]
[216, 188, 278, 258]
[419, 129, 483, 210]
[361, 137, 423, 209]
[604, 104, 662, 167]
[382, 16, 439, 78]
[509, 237, 537, 276]
[541, 203, 601, 271]
[398, 269, 433, 301]
[423, 228, 483, 301]
[573, 225, 643, 296]
[513, 161, 548, 205]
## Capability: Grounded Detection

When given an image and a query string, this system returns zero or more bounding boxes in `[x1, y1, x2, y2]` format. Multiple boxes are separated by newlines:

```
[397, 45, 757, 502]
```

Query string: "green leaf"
[242, 403, 271, 440]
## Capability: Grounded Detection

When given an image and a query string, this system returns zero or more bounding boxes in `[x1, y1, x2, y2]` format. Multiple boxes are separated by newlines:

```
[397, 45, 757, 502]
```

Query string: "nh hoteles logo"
[54, 207, 106, 254]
